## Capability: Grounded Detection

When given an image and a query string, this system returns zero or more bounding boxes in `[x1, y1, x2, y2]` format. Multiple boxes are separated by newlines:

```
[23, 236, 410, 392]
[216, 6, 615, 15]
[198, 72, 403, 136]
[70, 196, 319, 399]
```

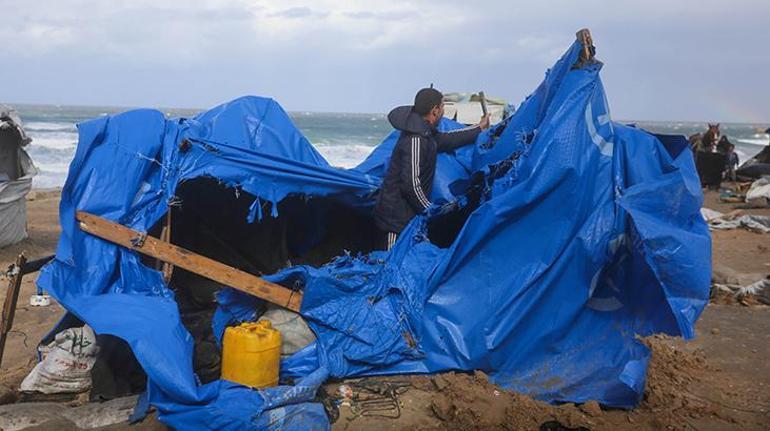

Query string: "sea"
[11, 104, 770, 189]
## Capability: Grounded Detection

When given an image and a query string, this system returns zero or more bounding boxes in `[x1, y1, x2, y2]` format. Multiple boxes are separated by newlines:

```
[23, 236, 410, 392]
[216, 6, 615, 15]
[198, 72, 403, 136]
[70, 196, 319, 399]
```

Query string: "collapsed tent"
[736, 143, 770, 180]
[37, 34, 710, 430]
[0, 105, 37, 248]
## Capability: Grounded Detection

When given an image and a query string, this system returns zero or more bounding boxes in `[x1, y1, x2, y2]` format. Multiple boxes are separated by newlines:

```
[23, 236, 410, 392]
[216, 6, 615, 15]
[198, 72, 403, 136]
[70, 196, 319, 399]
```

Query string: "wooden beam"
[0, 254, 27, 366]
[575, 28, 595, 67]
[76, 211, 303, 312]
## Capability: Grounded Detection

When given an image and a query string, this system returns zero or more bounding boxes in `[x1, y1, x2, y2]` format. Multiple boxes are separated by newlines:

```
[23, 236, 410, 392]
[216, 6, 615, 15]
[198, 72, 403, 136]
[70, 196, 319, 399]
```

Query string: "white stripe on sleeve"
[411, 136, 432, 208]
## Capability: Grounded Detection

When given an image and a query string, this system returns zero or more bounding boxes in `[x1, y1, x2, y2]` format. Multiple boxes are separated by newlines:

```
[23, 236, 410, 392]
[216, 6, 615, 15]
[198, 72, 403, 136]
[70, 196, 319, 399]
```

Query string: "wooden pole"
[478, 91, 488, 118]
[76, 211, 303, 312]
[0, 254, 27, 366]
[160, 209, 174, 283]
[575, 28, 595, 66]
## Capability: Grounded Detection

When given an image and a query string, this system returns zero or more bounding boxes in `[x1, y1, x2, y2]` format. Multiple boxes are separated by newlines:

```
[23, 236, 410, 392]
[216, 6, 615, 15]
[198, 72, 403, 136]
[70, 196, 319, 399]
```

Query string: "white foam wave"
[27, 134, 78, 150]
[26, 141, 74, 188]
[25, 121, 77, 133]
[29, 157, 72, 189]
[313, 144, 376, 168]
[32, 171, 69, 189]
[737, 138, 770, 147]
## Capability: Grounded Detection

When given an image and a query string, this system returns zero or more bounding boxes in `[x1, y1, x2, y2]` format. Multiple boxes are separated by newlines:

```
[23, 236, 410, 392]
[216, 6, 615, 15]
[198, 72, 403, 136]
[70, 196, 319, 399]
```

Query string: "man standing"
[374, 87, 490, 250]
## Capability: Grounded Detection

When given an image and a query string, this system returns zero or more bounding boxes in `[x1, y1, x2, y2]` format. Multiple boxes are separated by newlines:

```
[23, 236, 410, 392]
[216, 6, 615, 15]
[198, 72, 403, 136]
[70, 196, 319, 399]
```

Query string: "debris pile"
[701, 208, 770, 233]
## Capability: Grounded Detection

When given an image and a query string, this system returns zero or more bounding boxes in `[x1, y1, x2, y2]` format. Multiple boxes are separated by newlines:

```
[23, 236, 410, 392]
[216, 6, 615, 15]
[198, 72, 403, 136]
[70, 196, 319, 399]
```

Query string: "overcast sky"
[1, 0, 768, 122]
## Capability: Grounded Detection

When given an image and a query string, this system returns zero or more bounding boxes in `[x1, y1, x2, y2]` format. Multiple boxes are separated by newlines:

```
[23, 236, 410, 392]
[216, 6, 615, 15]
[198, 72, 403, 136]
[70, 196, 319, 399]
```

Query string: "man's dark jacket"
[374, 106, 481, 234]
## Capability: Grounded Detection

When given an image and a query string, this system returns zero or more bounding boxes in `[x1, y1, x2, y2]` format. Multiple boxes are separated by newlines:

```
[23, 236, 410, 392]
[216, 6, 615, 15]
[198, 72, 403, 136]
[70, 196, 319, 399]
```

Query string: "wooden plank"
[0, 254, 27, 366]
[76, 211, 303, 312]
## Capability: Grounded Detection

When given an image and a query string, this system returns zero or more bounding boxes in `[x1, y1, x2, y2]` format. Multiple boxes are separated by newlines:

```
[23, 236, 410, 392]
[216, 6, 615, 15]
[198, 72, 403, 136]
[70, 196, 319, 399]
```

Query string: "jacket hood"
[388, 105, 432, 136]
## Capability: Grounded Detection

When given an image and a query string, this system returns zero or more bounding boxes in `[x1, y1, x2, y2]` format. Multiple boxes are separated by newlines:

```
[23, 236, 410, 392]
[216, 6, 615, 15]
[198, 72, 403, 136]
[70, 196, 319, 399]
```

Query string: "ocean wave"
[24, 121, 78, 133]
[26, 135, 76, 189]
[32, 172, 69, 189]
[313, 144, 376, 168]
[33, 162, 71, 174]
[27, 135, 78, 150]
[26, 144, 73, 163]
[737, 138, 769, 147]
[29, 158, 73, 188]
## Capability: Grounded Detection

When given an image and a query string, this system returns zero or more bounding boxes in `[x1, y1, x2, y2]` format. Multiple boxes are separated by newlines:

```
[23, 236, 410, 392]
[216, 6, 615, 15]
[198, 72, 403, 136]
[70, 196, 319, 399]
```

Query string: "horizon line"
[5, 100, 769, 127]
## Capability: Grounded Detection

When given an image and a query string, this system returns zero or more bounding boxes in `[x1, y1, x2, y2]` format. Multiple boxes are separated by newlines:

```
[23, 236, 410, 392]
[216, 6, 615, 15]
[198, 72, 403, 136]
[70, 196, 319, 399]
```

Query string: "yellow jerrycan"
[221, 320, 281, 388]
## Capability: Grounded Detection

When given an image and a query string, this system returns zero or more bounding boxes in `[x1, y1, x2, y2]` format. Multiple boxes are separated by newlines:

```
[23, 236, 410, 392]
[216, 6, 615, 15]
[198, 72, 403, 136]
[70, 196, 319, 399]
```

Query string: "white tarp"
[0, 105, 36, 248]
[701, 207, 770, 233]
[746, 177, 770, 207]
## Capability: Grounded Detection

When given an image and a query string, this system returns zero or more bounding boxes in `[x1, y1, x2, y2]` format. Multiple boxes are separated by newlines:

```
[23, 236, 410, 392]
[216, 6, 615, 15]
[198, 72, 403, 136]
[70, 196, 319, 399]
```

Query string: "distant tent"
[735, 128, 770, 179]
[442, 92, 513, 125]
[0, 105, 36, 248]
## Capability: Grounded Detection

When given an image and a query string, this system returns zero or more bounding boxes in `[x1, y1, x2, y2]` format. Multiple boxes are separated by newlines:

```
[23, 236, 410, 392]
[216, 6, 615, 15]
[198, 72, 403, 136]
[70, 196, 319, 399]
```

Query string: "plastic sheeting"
[37, 37, 710, 430]
[0, 105, 36, 248]
[0, 150, 36, 248]
[746, 177, 770, 206]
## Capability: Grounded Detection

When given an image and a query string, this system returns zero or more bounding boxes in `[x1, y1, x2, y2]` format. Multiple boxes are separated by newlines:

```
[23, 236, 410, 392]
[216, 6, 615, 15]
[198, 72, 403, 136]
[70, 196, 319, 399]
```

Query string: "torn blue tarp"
[37, 36, 710, 429]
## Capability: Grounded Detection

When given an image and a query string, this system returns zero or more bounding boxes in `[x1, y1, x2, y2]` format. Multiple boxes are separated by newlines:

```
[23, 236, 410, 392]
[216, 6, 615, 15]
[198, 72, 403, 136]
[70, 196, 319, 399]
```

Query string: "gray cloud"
[0, 0, 767, 122]
[269, 7, 328, 19]
[343, 10, 412, 21]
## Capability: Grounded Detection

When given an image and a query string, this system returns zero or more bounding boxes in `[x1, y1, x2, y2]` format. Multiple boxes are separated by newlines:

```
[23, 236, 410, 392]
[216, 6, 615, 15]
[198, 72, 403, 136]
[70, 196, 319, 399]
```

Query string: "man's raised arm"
[435, 115, 490, 152]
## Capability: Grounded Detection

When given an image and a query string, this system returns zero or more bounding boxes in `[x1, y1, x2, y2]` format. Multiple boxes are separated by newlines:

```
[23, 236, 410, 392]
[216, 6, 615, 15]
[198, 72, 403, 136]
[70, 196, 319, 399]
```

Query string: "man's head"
[413, 87, 444, 127]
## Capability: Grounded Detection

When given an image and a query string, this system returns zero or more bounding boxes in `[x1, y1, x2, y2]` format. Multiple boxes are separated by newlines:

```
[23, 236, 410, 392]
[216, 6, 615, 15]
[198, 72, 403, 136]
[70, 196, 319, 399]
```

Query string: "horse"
[701, 123, 720, 152]
[688, 124, 720, 153]
[691, 124, 725, 188]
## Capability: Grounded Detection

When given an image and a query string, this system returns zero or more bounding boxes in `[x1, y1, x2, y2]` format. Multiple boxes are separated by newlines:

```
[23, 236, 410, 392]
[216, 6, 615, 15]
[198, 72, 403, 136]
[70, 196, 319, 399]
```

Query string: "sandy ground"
[0, 186, 768, 430]
[0, 189, 64, 393]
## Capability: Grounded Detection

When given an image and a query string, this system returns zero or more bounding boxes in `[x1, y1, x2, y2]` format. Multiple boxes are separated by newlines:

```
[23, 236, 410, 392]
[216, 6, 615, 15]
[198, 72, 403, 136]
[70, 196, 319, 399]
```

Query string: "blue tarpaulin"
[37, 37, 710, 430]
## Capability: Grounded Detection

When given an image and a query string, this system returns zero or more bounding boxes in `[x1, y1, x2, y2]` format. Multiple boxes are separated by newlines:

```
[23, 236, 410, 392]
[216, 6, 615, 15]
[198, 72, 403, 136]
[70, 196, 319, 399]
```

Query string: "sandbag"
[21, 326, 99, 394]
[260, 305, 316, 356]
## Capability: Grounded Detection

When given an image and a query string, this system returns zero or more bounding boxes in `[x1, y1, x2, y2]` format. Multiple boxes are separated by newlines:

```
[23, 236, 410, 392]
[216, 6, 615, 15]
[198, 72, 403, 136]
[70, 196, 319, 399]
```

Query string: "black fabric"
[735, 145, 770, 179]
[373, 106, 480, 233]
[0, 128, 21, 181]
[376, 229, 399, 251]
[754, 145, 770, 164]
[90, 335, 147, 401]
[716, 136, 732, 154]
[653, 133, 689, 160]
[695, 151, 726, 187]
[736, 162, 770, 180]
[413, 88, 443, 115]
